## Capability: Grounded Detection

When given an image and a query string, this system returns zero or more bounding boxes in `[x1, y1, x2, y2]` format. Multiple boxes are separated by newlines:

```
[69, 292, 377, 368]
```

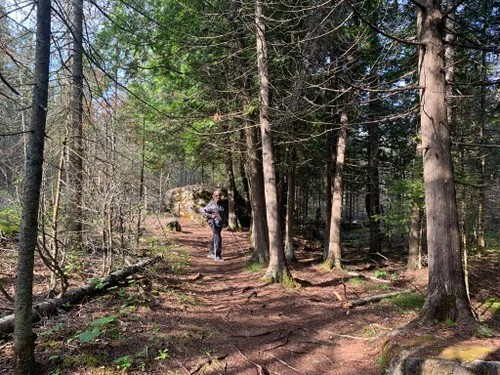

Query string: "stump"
[166, 220, 182, 232]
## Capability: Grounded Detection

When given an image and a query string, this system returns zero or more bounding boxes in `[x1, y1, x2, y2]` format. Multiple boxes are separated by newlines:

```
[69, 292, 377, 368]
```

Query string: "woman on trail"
[200, 190, 225, 261]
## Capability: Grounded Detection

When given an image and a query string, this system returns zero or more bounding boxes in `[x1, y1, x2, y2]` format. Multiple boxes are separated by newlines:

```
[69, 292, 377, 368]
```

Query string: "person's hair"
[213, 190, 222, 197]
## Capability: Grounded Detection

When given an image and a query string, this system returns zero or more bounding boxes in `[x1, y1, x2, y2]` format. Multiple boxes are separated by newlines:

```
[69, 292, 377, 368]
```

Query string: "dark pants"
[209, 224, 222, 258]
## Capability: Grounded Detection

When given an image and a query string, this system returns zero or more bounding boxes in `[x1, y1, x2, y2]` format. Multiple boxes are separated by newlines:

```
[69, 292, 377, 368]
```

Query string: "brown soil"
[1, 217, 499, 375]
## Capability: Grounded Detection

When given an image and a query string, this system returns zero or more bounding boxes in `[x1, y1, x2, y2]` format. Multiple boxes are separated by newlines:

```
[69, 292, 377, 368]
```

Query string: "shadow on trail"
[30, 219, 498, 375]
[82, 219, 390, 375]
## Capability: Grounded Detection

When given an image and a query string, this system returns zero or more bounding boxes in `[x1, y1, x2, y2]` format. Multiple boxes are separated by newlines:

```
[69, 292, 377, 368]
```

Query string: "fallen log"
[0, 256, 161, 335]
[347, 271, 391, 284]
[349, 289, 413, 307]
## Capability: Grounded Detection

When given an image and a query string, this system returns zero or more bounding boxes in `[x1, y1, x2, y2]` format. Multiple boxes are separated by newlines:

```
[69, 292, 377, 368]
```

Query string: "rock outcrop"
[164, 185, 223, 223]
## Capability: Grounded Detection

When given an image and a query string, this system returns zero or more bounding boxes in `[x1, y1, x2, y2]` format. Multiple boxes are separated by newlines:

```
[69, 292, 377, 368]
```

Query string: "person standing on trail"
[200, 190, 225, 261]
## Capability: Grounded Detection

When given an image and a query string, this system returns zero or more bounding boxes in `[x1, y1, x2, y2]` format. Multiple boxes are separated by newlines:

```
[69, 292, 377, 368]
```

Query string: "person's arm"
[200, 202, 215, 218]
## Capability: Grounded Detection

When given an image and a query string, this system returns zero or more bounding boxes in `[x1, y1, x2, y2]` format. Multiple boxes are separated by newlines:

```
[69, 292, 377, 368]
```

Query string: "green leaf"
[445, 317, 456, 327]
[78, 328, 101, 343]
[90, 315, 118, 325]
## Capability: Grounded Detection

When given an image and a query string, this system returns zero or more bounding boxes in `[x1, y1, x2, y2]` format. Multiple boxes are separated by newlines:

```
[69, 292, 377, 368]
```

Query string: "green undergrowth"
[244, 261, 262, 272]
[484, 234, 500, 252]
[0, 206, 21, 235]
[282, 273, 301, 289]
[388, 292, 425, 310]
[483, 298, 500, 315]
[348, 277, 363, 286]
[146, 237, 190, 274]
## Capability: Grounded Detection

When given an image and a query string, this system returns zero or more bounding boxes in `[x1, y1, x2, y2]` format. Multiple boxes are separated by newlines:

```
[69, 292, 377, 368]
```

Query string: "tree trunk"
[239, 141, 252, 216]
[327, 108, 348, 270]
[417, 1, 474, 324]
[14, 0, 51, 372]
[246, 120, 269, 264]
[407, 203, 422, 270]
[225, 151, 240, 231]
[255, 0, 288, 281]
[367, 91, 381, 256]
[476, 51, 486, 254]
[50, 147, 66, 291]
[284, 147, 296, 262]
[408, 140, 423, 270]
[136, 118, 146, 247]
[231, 0, 268, 262]
[323, 129, 333, 259]
[66, 0, 84, 247]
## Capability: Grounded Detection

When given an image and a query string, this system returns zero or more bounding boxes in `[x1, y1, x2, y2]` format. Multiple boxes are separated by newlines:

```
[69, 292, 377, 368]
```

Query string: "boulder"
[383, 336, 500, 375]
[164, 185, 222, 223]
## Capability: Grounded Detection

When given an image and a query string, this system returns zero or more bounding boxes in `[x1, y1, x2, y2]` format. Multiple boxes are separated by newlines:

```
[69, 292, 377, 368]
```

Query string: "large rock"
[391, 357, 500, 375]
[383, 336, 500, 375]
[164, 185, 223, 223]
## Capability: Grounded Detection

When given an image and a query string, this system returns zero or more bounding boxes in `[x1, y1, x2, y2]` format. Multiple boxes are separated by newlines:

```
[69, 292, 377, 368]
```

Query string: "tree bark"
[284, 147, 296, 262]
[230, 0, 268, 262]
[367, 89, 381, 256]
[476, 51, 486, 254]
[66, 0, 84, 246]
[66, 0, 83, 247]
[136, 118, 146, 247]
[327, 108, 349, 270]
[323, 129, 333, 259]
[408, 141, 423, 270]
[14, 0, 51, 372]
[246, 120, 269, 264]
[49, 148, 66, 291]
[255, 0, 288, 281]
[239, 141, 252, 217]
[417, 1, 474, 324]
[407, 202, 422, 270]
[225, 151, 240, 231]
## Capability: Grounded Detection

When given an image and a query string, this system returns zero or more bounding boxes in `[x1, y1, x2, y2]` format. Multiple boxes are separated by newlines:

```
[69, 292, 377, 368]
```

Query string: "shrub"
[0, 206, 21, 235]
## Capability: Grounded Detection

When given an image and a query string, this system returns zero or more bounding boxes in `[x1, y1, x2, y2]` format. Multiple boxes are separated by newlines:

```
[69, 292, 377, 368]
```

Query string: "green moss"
[37, 340, 63, 350]
[390, 293, 425, 309]
[440, 345, 494, 362]
[62, 353, 107, 369]
[348, 277, 362, 286]
[282, 273, 300, 289]
[410, 334, 435, 346]
[244, 262, 262, 272]
[485, 298, 500, 315]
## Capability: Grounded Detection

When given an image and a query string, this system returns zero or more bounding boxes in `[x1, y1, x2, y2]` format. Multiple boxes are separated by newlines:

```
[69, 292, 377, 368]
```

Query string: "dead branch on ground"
[348, 289, 413, 307]
[0, 256, 161, 334]
[347, 271, 391, 284]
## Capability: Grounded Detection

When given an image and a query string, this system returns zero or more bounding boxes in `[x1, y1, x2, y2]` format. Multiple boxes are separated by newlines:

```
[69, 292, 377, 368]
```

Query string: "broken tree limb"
[0, 284, 14, 302]
[0, 256, 161, 334]
[347, 271, 391, 284]
[349, 289, 413, 307]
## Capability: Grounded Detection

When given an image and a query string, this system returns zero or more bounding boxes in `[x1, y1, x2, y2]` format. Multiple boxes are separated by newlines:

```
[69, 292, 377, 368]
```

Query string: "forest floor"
[1, 216, 500, 375]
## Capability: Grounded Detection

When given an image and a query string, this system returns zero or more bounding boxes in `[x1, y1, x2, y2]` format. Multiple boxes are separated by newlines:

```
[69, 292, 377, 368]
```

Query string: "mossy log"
[0, 256, 161, 335]
[347, 271, 391, 284]
[349, 289, 413, 307]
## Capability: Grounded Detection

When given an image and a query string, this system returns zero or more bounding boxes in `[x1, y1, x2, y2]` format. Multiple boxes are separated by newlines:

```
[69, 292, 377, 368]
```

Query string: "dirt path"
[2, 216, 497, 374]
[151, 218, 388, 375]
